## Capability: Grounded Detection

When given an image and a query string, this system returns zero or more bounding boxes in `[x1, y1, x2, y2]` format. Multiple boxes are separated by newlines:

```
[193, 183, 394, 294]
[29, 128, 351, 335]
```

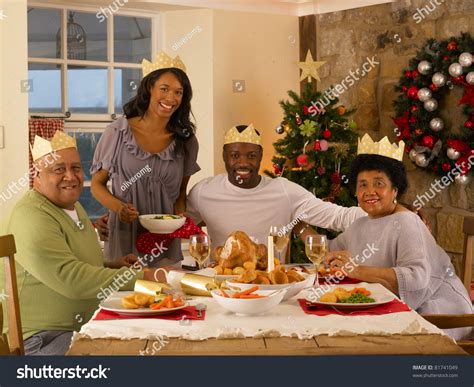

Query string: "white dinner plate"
[305, 283, 396, 310]
[99, 291, 189, 317]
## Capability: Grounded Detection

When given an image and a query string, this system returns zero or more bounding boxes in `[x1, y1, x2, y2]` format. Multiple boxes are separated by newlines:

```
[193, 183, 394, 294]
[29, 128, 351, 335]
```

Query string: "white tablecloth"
[76, 286, 446, 342]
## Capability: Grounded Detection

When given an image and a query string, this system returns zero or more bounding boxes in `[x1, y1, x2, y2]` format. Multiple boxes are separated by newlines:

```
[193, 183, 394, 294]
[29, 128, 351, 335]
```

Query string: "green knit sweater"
[1, 190, 143, 340]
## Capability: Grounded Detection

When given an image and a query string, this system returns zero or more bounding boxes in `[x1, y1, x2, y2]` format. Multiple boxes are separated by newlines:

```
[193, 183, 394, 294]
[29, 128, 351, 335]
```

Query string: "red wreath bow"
[459, 87, 474, 108]
[392, 112, 417, 140]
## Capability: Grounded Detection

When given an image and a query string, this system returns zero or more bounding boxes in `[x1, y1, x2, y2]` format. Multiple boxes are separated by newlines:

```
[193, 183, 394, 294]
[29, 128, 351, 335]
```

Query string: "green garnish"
[339, 293, 375, 304]
[153, 215, 181, 220]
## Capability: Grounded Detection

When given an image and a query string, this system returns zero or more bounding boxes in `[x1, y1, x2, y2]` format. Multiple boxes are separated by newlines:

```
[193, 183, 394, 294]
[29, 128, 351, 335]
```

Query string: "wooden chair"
[461, 217, 474, 294]
[0, 234, 24, 355]
[421, 314, 474, 355]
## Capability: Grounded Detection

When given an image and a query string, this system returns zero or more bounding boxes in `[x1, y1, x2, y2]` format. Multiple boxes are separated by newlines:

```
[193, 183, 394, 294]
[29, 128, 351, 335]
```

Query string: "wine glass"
[189, 234, 210, 270]
[269, 226, 289, 264]
[305, 235, 328, 284]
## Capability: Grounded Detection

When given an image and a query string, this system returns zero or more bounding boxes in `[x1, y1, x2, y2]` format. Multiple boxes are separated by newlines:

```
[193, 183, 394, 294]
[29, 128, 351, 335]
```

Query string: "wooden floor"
[67, 335, 468, 356]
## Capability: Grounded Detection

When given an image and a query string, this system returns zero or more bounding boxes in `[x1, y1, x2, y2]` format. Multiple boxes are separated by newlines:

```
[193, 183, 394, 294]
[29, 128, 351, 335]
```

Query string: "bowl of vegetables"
[139, 214, 185, 234]
[211, 286, 286, 316]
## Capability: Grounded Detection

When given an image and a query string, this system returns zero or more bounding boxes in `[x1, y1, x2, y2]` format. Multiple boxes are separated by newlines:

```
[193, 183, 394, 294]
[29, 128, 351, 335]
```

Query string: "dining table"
[66, 278, 468, 356]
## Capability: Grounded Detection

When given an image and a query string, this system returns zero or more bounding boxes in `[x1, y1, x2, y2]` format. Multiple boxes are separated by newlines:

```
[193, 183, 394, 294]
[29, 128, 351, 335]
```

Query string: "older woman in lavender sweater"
[326, 154, 472, 340]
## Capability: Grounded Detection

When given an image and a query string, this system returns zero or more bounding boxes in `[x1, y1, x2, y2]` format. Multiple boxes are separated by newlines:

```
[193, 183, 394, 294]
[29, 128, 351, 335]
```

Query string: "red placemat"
[94, 306, 205, 321]
[297, 298, 411, 316]
[318, 276, 361, 285]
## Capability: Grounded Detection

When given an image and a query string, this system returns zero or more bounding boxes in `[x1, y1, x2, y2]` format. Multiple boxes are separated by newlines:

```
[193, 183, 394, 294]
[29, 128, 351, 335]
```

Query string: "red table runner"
[297, 298, 411, 316]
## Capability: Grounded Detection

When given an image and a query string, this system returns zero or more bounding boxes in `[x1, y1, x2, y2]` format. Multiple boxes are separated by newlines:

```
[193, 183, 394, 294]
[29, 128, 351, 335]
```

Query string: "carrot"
[173, 297, 184, 307]
[150, 298, 166, 310]
[220, 289, 229, 298]
[164, 295, 174, 308]
[232, 285, 259, 298]
[239, 294, 265, 299]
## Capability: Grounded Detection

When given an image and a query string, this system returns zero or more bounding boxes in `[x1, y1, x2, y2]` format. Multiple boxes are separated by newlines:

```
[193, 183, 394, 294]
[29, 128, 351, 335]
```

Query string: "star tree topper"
[298, 49, 325, 83]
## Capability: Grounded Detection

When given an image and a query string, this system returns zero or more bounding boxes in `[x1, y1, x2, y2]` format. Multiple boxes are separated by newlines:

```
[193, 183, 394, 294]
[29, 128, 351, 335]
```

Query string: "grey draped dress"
[91, 117, 200, 266]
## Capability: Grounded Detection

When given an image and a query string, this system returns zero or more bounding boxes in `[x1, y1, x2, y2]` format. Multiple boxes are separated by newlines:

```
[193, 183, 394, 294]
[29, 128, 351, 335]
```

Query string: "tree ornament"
[348, 120, 357, 130]
[448, 63, 463, 77]
[338, 106, 346, 115]
[410, 105, 418, 113]
[429, 83, 438, 92]
[442, 163, 451, 172]
[314, 140, 321, 151]
[465, 120, 473, 129]
[459, 52, 473, 67]
[319, 139, 329, 151]
[405, 70, 412, 79]
[273, 163, 282, 174]
[432, 165, 439, 172]
[275, 124, 285, 134]
[415, 128, 424, 136]
[295, 113, 302, 125]
[455, 174, 471, 185]
[284, 123, 291, 133]
[299, 119, 317, 137]
[296, 154, 309, 167]
[417, 88, 432, 102]
[415, 153, 429, 168]
[316, 166, 326, 175]
[402, 85, 408, 92]
[447, 41, 457, 51]
[322, 128, 332, 139]
[443, 55, 450, 61]
[407, 86, 419, 99]
[423, 98, 438, 111]
[447, 147, 460, 160]
[422, 135, 435, 149]
[409, 149, 418, 161]
[330, 172, 342, 184]
[429, 117, 444, 132]
[467, 71, 474, 85]
[417, 60, 432, 75]
[432, 72, 447, 87]
[411, 69, 419, 78]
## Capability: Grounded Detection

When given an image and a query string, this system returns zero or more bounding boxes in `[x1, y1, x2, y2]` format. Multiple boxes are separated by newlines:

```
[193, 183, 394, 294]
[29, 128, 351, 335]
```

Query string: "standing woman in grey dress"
[90, 63, 200, 266]
[325, 140, 472, 340]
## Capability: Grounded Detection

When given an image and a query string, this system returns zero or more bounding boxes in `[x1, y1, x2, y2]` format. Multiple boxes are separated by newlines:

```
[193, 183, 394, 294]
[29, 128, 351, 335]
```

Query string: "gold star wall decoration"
[298, 49, 326, 83]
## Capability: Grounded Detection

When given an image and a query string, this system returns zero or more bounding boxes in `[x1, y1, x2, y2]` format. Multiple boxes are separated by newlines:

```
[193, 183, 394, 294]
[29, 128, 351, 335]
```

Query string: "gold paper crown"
[357, 134, 405, 161]
[224, 124, 262, 146]
[141, 51, 187, 77]
[30, 131, 77, 162]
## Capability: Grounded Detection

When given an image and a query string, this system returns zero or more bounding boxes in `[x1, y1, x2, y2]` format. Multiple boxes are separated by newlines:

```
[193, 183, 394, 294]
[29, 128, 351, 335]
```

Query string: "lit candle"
[267, 235, 275, 273]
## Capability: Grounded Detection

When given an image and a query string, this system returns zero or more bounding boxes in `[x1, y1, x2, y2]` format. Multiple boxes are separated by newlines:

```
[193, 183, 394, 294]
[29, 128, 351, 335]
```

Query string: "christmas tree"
[265, 82, 359, 262]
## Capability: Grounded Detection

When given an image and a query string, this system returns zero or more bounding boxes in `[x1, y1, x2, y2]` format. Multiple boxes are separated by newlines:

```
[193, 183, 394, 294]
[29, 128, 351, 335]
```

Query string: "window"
[28, 5, 155, 218]
[27, 6, 152, 117]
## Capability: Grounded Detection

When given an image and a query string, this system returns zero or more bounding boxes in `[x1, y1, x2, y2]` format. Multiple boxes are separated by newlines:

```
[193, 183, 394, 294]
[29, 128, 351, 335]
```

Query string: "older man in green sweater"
[1, 131, 164, 355]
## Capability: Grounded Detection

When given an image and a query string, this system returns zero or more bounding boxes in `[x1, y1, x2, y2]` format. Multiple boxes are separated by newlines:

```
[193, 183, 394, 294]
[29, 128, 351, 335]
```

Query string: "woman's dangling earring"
[393, 198, 397, 205]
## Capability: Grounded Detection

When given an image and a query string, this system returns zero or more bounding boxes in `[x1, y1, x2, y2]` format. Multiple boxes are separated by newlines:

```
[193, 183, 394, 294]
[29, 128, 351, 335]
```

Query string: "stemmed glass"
[305, 235, 328, 285]
[269, 226, 290, 264]
[189, 234, 210, 270]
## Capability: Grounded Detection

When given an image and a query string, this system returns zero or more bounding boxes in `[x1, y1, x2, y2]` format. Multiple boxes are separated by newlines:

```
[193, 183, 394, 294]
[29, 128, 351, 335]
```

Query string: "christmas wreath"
[392, 32, 473, 185]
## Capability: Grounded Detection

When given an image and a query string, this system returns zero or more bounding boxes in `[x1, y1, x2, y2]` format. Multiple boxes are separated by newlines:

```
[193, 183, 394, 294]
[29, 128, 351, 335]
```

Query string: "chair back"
[0, 234, 24, 355]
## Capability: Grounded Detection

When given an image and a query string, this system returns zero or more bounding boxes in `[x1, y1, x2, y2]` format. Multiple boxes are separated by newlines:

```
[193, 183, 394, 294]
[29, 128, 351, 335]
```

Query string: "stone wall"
[315, 0, 474, 274]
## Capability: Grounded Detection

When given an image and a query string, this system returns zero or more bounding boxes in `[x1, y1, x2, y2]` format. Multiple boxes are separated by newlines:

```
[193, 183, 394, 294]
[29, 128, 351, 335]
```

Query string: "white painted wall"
[0, 0, 29, 228]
